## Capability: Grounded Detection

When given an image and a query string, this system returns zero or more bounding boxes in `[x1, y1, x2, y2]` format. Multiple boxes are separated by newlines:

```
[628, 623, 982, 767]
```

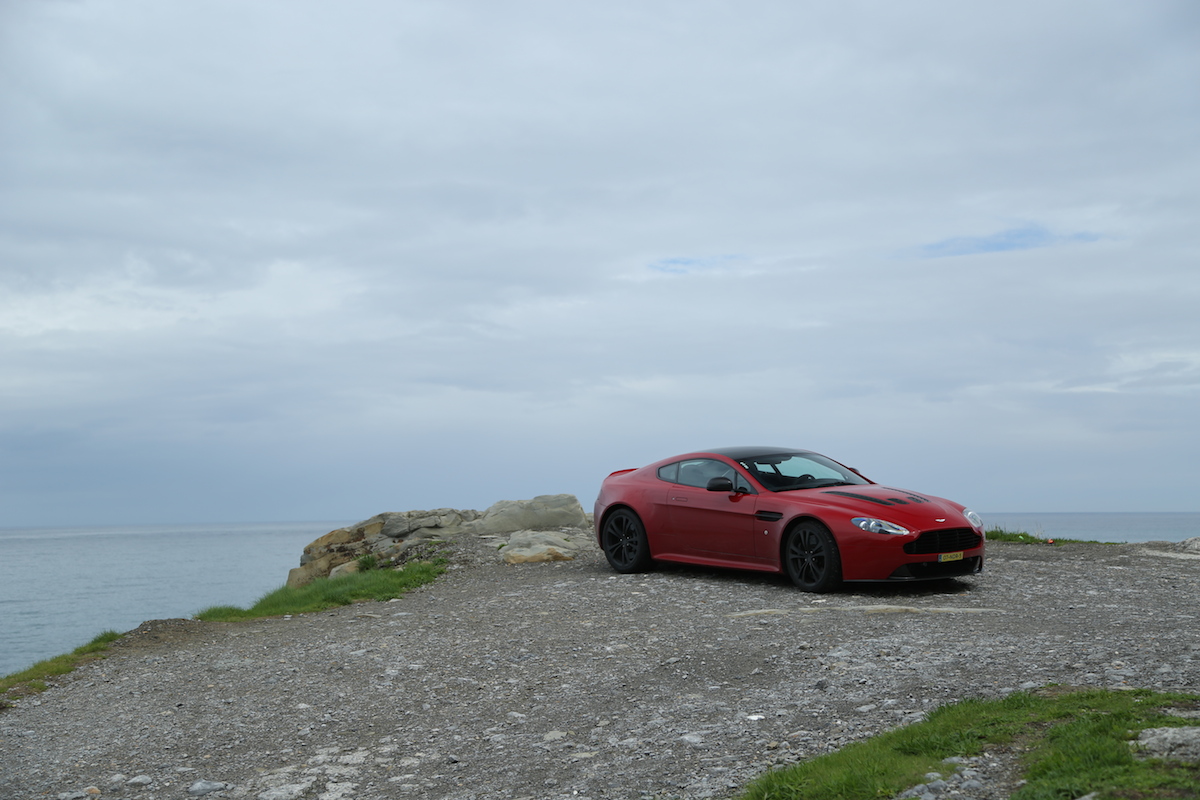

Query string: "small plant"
[985, 528, 1105, 546]
[356, 553, 378, 572]
[1, 630, 123, 703]
[986, 527, 1054, 544]
[195, 559, 446, 622]
[984, 527, 1104, 546]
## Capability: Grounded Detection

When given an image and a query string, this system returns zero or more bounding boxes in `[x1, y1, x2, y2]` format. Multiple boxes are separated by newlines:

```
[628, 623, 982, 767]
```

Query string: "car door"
[665, 458, 759, 559]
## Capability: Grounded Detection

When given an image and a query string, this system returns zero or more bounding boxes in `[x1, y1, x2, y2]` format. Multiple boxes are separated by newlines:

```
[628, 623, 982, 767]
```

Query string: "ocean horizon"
[980, 511, 1200, 544]
[2, 511, 1197, 677]
[0, 520, 350, 678]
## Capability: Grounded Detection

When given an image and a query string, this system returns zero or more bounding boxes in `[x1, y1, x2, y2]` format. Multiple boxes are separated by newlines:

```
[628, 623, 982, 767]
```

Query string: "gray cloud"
[2, 0, 1197, 524]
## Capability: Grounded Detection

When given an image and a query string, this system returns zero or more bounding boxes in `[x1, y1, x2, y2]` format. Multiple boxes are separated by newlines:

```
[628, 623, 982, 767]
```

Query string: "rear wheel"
[601, 509, 652, 573]
[783, 521, 842, 592]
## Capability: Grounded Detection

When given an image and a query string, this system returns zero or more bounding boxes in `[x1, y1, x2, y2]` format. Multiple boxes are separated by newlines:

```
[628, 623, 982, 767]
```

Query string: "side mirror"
[706, 477, 735, 492]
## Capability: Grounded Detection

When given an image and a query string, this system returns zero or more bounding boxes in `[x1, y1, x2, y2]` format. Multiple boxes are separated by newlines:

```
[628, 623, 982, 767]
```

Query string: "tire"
[783, 521, 842, 592]
[600, 508, 652, 574]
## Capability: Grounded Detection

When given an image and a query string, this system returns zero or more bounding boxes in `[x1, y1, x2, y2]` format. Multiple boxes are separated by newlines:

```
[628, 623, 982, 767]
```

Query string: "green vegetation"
[985, 527, 1105, 545]
[740, 688, 1200, 800]
[195, 559, 444, 621]
[0, 630, 123, 705]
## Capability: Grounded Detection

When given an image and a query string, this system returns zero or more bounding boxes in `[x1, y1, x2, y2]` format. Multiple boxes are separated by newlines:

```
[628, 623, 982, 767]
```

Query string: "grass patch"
[740, 688, 1200, 800]
[195, 559, 445, 621]
[0, 630, 123, 704]
[985, 527, 1106, 545]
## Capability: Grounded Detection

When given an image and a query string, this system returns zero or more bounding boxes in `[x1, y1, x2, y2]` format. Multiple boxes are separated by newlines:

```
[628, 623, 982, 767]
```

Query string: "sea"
[2, 513, 1198, 678]
[0, 521, 349, 678]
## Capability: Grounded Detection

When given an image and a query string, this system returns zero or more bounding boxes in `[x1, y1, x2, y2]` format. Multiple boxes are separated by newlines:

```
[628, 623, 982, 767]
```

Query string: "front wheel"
[783, 521, 842, 592]
[600, 509, 652, 574]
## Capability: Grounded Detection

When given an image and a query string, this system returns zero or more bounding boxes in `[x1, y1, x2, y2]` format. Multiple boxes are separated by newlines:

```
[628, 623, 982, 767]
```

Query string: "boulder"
[1180, 537, 1200, 554]
[288, 553, 353, 588]
[468, 495, 589, 535]
[501, 531, 586, 564]
[379, 509, 483, 540]
[299, 526, 367, 566]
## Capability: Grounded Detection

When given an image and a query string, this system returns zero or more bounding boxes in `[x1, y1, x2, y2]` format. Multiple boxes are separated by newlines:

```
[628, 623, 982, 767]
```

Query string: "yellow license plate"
[938, 551, 964, 563]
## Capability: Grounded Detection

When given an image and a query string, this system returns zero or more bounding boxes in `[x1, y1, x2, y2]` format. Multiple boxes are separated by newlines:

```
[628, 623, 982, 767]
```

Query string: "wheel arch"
[598, 502, 643, 532]
[779, 514, 836, 561]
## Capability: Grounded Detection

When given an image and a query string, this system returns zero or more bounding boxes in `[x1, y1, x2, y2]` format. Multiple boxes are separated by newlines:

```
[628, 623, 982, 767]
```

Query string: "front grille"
[903, 528, 981, 555]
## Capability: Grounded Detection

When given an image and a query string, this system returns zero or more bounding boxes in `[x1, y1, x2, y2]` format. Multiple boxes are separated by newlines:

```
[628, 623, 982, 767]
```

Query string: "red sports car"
[594, 447, 985, 592]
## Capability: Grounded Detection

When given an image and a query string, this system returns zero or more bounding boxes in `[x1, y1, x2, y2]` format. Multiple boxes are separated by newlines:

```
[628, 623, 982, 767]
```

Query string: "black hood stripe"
[881, 488, 932, 505]
[822, 490, 895, 506]
[822, 489, 934, 507]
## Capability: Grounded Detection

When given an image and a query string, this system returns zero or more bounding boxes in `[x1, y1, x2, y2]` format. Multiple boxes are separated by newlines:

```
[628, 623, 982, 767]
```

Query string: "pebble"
[896, 756, 1021, 799]
[188, 779, 229, 795]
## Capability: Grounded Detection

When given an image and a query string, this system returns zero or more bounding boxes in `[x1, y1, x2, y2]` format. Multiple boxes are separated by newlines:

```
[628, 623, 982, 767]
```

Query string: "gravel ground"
[2, 536, 1199, 800]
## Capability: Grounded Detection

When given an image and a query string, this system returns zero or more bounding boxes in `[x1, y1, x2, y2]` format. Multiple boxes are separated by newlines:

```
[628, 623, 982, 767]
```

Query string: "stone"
[328, 560, 361, 579]
[1180, 537, 1200, 554]
[287, 553, 352, 588]
[302, 527, 366, 560]
[187, 780, 229, 795]
[1135, 726, 1200, 762]
[468, 495, 588, 535]
[501, 531, 583, 564]
[257, 784, 313, 800]
[381, 509, 478, 539]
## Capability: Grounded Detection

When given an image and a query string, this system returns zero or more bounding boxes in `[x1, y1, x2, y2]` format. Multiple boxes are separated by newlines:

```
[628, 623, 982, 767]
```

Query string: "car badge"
[935, 518, 946, 523]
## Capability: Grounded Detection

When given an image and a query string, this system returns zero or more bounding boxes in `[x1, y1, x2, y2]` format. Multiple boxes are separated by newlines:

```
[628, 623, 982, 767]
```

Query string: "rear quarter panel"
[594, 467, 671, 551]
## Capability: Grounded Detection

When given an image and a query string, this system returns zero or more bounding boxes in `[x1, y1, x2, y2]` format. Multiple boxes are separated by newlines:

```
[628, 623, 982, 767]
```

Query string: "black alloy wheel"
[783, 520, 842, 592]
[601, 509, 652, 573]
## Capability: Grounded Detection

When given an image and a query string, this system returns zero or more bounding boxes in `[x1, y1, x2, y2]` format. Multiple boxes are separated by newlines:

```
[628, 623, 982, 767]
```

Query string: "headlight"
[963, 509, 983, 529]
[852, 517, 911, 535]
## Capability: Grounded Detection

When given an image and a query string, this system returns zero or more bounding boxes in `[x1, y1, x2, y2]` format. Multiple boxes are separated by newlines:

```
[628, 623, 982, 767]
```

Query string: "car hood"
[792, 484, 971, 529]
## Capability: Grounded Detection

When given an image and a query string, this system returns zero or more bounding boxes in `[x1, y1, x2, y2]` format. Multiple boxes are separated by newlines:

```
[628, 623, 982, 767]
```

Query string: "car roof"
[703, 446, 812, 460]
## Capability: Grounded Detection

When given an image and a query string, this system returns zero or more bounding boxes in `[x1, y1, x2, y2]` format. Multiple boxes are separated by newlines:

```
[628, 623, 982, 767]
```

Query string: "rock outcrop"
[287, 494, 593, 587]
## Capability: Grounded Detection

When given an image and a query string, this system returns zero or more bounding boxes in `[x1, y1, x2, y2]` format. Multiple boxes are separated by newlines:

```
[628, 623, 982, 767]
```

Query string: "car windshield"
[736, 452, 868, 492]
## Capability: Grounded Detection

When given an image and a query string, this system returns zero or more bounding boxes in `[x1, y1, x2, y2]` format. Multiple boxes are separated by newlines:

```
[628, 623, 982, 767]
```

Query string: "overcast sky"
[2, 1, 1197, 526]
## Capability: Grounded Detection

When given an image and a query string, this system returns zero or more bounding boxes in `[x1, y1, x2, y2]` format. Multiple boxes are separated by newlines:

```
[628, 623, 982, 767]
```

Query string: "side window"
[657, 462, 679, 483]
[676, 458, 735, 489]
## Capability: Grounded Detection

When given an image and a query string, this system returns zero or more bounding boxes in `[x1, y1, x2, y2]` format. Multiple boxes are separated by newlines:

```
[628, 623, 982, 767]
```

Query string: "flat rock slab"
[501, 530, 588, 563]
[2, 540, 1198, 800]
[1136, 726, 1200, 763]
